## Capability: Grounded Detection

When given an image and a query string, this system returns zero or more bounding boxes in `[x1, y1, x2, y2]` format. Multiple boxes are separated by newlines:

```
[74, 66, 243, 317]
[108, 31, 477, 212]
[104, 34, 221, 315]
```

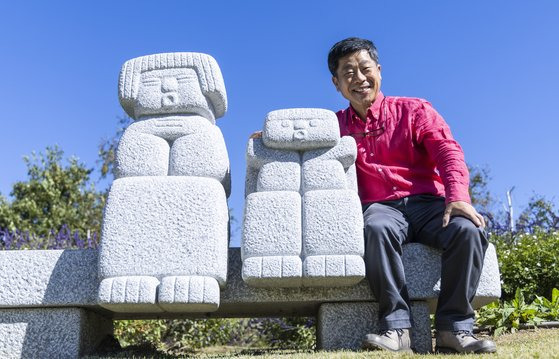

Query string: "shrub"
[0, 226, 98, 250]
[113, 317, 315, 353]
[492, 229, 559, 301]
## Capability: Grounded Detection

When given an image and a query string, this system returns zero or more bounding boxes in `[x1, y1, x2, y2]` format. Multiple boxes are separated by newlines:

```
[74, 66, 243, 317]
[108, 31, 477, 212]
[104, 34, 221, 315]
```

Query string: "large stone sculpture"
[97, 53, 230, 313]
[241, 108, 365, 287]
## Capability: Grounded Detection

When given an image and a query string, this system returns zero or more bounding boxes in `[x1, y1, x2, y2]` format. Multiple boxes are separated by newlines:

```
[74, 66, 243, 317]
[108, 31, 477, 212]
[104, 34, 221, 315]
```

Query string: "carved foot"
[303, 255, 365, 287]
[158, 276, 220, 312]
[98, 276, 162, 312]
[242, 255, 302, 287]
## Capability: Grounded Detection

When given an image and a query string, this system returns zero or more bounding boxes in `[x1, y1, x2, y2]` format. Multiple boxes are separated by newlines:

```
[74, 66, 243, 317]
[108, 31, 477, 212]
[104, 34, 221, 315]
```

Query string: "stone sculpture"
[97, 53, 230, 313]
[241, 108, 365, 287]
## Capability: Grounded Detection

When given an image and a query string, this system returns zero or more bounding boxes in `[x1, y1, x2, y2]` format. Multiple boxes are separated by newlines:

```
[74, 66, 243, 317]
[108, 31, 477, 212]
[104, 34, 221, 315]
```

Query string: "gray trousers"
[363, 194, 488, 331]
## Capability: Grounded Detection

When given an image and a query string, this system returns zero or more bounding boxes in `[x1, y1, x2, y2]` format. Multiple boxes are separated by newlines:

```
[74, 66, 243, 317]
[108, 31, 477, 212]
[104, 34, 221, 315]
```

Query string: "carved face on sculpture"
[134, 68, 211, 119]
[263, 109, 340, 150]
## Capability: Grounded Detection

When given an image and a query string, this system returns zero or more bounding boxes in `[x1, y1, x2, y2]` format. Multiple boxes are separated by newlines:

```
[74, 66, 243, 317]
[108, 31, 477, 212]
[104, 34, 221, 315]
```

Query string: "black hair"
[327, 37, 379, 76]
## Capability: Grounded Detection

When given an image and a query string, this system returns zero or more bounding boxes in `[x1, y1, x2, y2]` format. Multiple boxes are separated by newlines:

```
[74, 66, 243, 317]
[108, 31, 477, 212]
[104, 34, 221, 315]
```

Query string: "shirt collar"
[349, 91, 385, 124]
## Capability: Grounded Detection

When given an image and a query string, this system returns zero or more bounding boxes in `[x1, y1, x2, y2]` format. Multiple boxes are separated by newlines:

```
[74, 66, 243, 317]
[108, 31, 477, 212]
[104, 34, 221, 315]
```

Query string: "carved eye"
[309, 120, 320, 127]
[281, 120, 291, 128]
[176, 74, 197, 83]
[142, 78, 160, 86]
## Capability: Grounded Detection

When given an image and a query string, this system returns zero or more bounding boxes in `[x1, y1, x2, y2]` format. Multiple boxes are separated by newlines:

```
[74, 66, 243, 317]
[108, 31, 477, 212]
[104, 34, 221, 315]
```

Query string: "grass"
[87, 328, 559, 358]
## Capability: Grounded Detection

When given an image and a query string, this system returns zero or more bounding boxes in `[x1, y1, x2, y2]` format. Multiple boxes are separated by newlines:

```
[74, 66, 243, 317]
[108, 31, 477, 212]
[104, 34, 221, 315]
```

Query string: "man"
[328, 37, 496, 354]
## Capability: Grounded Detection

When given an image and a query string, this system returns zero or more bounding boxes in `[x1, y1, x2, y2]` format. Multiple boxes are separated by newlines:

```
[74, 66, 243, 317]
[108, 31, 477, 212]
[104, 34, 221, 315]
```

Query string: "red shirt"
[336, 92, 471, 205]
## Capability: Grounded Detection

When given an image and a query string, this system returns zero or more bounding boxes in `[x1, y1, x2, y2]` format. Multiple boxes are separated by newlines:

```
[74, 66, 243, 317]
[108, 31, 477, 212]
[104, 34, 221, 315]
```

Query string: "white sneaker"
[435, 330, 496, 353]
[362, 328, 413, 353]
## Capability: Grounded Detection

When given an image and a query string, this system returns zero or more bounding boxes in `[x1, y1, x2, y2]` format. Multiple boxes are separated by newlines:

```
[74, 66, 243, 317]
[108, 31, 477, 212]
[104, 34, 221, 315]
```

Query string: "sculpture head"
[262, 108, 340, 150]
[118, 52, 227, 122]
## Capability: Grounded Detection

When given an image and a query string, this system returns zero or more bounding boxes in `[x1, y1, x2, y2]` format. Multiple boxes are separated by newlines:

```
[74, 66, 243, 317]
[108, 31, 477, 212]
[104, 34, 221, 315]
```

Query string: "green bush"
[113, 317, 315, 354]
[492, 229, 559, 301]
[476, 288, 559, 336]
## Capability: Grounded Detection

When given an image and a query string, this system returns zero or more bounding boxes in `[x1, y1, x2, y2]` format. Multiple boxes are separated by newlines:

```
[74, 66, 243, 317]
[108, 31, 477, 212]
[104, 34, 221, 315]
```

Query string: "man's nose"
[293, 120, 308, 130]
[354, 69, 367, 82]
[161, 77, 178, 92]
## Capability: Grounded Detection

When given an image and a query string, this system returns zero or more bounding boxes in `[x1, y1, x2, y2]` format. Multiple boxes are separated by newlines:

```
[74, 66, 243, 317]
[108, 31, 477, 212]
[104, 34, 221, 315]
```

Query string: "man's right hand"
[250, 131, 262, 139]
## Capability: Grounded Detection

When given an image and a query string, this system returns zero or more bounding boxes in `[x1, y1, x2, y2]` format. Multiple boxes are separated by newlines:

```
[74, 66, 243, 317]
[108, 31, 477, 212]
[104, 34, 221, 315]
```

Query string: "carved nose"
[293, 120, 308, 130]
[161, 77, 178, 92]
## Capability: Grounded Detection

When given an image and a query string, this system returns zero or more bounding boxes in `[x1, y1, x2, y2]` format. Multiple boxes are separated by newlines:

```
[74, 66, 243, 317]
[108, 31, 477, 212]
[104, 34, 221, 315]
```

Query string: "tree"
[0, 146, 105, 238]
[468, 165, 493, 214]
[516, 195, 559, 233]
[97, 115, 132, 181]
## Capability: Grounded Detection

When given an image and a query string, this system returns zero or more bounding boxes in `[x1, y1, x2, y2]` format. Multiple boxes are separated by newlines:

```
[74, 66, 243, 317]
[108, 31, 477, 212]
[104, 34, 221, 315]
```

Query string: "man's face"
[332, 49, 382, 115]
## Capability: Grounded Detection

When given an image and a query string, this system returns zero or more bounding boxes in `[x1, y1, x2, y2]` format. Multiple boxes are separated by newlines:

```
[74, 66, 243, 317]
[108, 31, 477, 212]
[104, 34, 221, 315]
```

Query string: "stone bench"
[0, 244, 500, 356]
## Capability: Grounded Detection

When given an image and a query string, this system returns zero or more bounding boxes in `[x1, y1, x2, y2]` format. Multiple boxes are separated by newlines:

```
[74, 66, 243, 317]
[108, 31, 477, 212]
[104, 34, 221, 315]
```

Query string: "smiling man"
[328, 37, 496, 354]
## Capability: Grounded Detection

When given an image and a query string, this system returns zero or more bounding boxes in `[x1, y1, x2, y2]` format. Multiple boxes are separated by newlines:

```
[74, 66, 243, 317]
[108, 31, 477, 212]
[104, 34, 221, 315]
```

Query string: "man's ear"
[378, 64, 382, 79]
[332, 76, 340, 91]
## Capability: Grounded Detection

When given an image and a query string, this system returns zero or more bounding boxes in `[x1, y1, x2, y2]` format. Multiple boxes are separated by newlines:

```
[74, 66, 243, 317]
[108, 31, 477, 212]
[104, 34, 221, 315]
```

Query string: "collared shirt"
[336, 92, 471, 205]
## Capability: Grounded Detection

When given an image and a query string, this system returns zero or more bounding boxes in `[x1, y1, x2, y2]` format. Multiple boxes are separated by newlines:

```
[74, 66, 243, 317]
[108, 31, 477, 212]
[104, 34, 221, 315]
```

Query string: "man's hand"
[442, 201, 485, 228]
[250, 131, 262, 139]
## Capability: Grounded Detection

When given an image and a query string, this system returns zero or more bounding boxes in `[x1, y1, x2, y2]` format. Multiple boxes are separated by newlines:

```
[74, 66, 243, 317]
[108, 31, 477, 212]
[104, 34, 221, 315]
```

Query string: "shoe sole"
[362, 341, 413, 353]
[435, 345, 497, 354]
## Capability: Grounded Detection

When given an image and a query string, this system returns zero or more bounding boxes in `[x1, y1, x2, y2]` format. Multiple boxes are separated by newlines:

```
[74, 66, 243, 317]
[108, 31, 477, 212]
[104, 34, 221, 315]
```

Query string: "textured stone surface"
[99, 52, 231, 313]
[98, 176, 228, 312]
[0, 308, 112, 358]
[242, 191, 302, 257]
[0, 249, 98, 307]
[115, 117, 231, 194]
[118, 52, 227, 122]
[0, 245, 500, 317]
[402, 243, 501, 309]
[301, 136, 357, 191]
[98, 276, 162, 313]
[263, 108, 340, 150]
[158, 275, 220, 312]
[242, 108, 364, 288]
[317, 302, 432, 353]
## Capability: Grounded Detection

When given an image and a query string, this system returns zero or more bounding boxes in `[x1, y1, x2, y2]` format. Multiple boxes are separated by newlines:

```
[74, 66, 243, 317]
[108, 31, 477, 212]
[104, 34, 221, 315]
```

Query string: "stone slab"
[317, 301, 432, 353]
[0, 308, 112, 358]
[0, 249, 98, 307]
[0, 244, 500, 317]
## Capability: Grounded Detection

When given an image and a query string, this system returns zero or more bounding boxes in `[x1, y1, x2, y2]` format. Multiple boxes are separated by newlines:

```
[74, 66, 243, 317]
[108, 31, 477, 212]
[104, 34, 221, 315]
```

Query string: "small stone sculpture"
[97, 53, 230, 313]
[241, 108, 365, 287]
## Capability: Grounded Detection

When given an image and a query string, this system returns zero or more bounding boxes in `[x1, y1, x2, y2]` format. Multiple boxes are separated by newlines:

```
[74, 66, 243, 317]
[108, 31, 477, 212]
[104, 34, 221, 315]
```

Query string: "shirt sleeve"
[414, 101, 471, 204]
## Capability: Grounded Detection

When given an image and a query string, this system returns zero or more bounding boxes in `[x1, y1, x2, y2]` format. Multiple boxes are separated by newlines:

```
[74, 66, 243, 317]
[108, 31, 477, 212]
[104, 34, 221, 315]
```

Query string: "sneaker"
[362, 328, 413, 353]
[435, 330, 497, 354]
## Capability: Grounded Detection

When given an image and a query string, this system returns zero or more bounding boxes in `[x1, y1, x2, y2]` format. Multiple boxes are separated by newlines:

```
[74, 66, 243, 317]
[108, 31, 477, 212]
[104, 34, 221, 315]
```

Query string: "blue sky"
[1, 1, 557, 245]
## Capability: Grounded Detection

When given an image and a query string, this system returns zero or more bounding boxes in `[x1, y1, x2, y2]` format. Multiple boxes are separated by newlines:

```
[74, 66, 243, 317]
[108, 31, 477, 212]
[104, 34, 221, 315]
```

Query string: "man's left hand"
[442, 201, 485, 228]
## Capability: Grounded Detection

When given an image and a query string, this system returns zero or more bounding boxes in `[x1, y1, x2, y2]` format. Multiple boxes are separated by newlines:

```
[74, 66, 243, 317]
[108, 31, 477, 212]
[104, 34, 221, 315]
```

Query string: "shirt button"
[378, 168, 382, 172]
[392, 186, 397, 190]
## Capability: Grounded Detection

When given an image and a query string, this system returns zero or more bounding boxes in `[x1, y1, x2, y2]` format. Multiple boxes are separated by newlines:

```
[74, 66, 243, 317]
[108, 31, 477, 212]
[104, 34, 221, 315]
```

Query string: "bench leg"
[0, 308, 112, 358]
[317, 301, 432, 353]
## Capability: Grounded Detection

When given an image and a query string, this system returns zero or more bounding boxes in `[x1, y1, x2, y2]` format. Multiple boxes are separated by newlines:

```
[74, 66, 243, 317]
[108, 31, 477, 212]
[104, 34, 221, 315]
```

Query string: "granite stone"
[0, 245, 500, 316]
[262, 108, 340, 150]
[317, 302, 432, 353]
[99, 52, 231, 313]
[119, 52, 227, 122]
[0, 249, 98, 307]
[98, 176, 228, 312]
[0, 308, 112, 358]
[242, 108, 365, 288]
